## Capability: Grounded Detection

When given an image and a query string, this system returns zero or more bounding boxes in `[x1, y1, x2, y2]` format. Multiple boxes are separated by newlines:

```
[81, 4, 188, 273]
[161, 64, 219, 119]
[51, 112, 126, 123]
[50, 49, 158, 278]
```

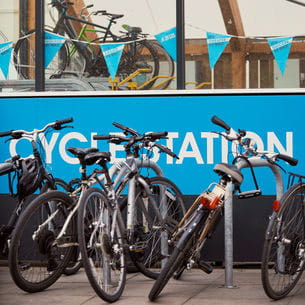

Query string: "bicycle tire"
[62, 250, 82, 276]
[8, 190, 76, 292]
[149, 207, 208, 301]
[41, 177, 81, 276]
[126, 176, 186, 279]
[78, 187, 126, 302]
[117, 39, 159, 89]
[150, 42, 174, 89]
[40, 177, 72, 193]
[13, 29, 69, 80]
[261, 182, 305, 300]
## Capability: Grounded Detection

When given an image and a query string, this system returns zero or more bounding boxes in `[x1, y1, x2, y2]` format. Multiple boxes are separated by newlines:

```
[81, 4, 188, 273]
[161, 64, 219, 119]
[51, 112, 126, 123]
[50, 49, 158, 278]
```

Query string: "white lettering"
[166, 132, 179, 164]
[39, 133, 59, 163]
[176, 132, 204, 164]
[59, 132, 88, 164]
[267, 132, 293, 156]
[201, 132, 219, 164]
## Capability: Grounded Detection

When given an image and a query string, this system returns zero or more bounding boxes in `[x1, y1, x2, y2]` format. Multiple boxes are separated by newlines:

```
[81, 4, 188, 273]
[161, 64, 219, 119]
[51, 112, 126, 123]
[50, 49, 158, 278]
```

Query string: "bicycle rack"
[185, 81, 212, 89]
[108, 68, 152, 90]
[0, 78, 105, 92]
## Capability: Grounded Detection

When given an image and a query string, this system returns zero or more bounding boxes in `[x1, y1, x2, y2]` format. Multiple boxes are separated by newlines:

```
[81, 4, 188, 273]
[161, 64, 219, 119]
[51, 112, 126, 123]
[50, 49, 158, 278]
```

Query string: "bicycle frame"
[42, 156, 166, 251]
[53, 7, 122, 67]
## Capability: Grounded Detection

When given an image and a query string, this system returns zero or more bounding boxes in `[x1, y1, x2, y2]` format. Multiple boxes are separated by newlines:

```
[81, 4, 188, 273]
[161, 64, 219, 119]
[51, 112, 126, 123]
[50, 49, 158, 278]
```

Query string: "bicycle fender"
[176, 209, 207, 251]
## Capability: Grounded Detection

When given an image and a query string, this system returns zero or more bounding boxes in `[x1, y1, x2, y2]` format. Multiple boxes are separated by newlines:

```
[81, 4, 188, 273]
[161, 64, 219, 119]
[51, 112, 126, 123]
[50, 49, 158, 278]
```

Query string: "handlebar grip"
[211, 115, 231, 131]
[87, 4, 94, 8]
[93, 135, 111, 140]
[0, 130, 12, 137]
[154, 143, 179, 159]
[147, 132, 168, 140]
[112, 122, 139, 136]
[277, 154, 298, 166]
[55, 118, 74, 125]
[113, 122, 127, 130]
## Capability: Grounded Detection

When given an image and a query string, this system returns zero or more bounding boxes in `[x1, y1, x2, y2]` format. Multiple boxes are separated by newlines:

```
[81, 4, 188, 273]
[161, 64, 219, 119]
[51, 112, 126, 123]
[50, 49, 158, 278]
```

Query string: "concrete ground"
[0, 266, 304, 305]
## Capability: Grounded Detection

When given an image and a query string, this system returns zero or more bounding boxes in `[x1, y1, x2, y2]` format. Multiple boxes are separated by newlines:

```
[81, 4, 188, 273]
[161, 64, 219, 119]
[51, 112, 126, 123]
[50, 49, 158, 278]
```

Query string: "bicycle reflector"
[198, 183, 225, 210]
[272, 200, 280, 212]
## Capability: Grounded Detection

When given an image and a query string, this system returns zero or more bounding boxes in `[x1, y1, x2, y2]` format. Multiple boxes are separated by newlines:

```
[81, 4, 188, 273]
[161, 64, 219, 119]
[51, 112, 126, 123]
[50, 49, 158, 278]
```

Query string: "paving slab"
[0, 267, 304, 305]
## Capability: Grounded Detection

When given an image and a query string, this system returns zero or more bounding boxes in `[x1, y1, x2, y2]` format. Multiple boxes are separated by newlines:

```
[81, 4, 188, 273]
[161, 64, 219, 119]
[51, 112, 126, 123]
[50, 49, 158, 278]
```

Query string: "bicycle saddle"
[67, 147, 98, 158]
[213, 163, 244, 185]
[107, 12, 124, 20]
[125, 26, 142, 33]
[0, 163, 14, 176]
[84, 151, 111, 166]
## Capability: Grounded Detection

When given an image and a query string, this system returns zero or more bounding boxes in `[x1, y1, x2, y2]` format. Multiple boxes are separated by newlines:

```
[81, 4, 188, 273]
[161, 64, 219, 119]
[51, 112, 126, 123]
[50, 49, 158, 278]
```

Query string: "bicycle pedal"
[129, 241, 147, 252]
[198, 260, 213, 274]
[238, 189, 262, 199]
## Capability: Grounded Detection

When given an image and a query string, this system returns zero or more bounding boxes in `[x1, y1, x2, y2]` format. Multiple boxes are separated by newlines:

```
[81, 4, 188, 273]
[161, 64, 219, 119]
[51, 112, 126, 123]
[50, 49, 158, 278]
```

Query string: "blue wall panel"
[1, 92, 304, 195]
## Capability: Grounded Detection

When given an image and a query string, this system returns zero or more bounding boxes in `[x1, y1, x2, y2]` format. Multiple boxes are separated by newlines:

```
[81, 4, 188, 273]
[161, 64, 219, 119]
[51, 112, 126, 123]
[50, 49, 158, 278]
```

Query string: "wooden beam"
[67, 0, 98, 42]
[218, 0, 245, 51]
[218, 0, 246, 88]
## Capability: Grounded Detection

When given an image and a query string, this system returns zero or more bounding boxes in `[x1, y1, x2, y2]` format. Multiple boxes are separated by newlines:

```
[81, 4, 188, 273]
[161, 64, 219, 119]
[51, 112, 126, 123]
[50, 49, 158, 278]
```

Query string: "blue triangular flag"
[267, 37, 292, 75]
[206, 32, 231, 69]
[155, 27, 176, 62]
[44, 32, 66, 68]
[100, 43, 125, 80]
[0, 42, 13, 79]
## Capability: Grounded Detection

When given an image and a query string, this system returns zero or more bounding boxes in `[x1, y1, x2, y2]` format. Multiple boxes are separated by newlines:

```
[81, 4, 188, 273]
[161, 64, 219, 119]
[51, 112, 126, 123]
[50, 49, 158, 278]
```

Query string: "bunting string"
[0, 26, 302, 79]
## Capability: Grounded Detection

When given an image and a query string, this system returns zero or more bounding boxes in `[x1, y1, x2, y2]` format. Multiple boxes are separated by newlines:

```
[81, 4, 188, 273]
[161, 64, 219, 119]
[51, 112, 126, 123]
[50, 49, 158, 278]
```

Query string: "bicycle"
[148, 115, 298, 301]
[13, 0, 173, 89]
[0, 118, 73, 261]
[8, 125, 185, 300]
[261, 174, 305, 299]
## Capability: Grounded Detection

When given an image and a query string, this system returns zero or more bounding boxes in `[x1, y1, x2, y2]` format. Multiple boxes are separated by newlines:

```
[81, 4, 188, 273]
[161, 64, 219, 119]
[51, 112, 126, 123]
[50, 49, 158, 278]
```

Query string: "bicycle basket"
[17, 158, 43, 199]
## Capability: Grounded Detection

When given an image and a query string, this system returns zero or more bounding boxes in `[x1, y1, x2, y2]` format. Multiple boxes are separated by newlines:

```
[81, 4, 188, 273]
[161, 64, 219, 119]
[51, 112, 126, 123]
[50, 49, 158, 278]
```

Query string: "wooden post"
[218, 0, 246, 88]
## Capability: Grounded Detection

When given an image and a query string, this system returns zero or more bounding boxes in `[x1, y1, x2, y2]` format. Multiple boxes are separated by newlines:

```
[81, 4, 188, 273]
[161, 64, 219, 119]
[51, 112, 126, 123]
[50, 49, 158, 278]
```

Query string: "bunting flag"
[0, 41, 13, 79]
[267, 37, 293, 75]
[44, 31, 66, 68]
[206, 32, 231, 70]
[100, 43, 125, 80]
[154, 27, 177, 62]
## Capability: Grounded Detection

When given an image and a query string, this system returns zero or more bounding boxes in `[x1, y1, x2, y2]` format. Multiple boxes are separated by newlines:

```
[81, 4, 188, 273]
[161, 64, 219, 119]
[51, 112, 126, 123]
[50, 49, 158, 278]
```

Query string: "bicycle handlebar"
[0, 118, 74, 139]
[93, 130, 177, 158]
[212, 115, 298, 166]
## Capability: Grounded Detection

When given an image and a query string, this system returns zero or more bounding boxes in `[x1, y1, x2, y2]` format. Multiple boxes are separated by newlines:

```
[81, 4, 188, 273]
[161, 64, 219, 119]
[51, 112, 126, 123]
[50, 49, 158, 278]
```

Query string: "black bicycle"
[0, 119, 73, 259]
[13, 0, 174, 89]
[261, 172, 305, 299]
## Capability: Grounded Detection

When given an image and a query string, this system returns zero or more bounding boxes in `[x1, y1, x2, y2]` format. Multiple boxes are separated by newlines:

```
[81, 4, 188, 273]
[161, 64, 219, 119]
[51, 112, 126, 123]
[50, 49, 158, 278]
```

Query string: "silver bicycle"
[8, 125, 185, 302]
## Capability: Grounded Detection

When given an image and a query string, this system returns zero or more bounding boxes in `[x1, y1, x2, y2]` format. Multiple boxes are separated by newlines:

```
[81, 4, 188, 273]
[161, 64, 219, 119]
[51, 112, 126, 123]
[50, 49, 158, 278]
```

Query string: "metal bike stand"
[220, 181, 238, 289]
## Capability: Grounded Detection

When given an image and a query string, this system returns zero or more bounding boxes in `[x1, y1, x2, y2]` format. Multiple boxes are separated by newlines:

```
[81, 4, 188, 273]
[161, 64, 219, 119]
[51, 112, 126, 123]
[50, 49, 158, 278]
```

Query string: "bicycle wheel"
[78, 187, 126, 302]
[150, 42, 174, 90]
[261, 182, 305, 300]
[118, 39, 159, 89]
[8, 190, 76, 292]
[13, 29, 69, 79]
[128, 176, 186, 279]
[148, 207, 208, 301]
